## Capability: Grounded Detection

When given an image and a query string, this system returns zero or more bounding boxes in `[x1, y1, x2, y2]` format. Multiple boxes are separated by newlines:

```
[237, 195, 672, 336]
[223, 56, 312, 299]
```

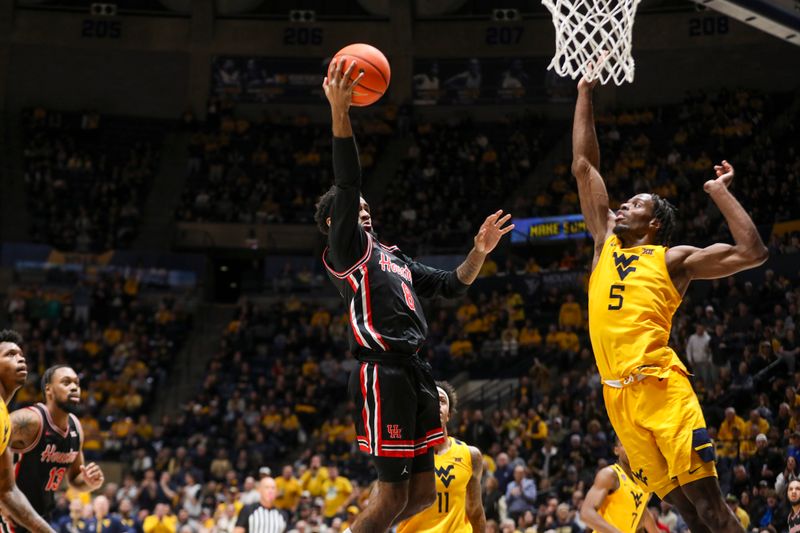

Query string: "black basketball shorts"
[348, 358, 444, 482]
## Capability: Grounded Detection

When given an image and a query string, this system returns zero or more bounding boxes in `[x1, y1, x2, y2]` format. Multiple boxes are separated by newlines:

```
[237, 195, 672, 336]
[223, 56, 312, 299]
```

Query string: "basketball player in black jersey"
[315, 60, 513, 533]
[3, 365, 104, 533]
[0, 330, 55, 533]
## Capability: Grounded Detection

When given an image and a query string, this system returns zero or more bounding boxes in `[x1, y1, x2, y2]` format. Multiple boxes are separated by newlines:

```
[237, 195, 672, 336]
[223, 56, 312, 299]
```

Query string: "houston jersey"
[12, 404, 82, 517]
[325, 232, 465, 358]
[588, 235, 687, 381]
[397, 438, 474, 533]
[595, 464, 650, 533]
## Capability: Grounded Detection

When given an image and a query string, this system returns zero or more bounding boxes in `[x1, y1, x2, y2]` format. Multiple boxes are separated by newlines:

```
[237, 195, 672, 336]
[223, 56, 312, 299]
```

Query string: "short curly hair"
[0, 330, 23, 347]
[435, 380, 458, 418]
[314, 186, 337, 235]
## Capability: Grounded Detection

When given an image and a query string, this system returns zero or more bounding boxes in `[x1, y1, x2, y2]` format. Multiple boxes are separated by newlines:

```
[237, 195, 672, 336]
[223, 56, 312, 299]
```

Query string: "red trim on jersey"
[40, 403, 68, 438]
[345, 275, 368, 348]
[360, 266, 388, 350]
[9, 406, 43, 454]
[374, 364, 382, 457]
[13, 455, 22, 479]
[69, 413, 84, 449]
[359, 364, 372, 454]
[321, 233, 373, 279]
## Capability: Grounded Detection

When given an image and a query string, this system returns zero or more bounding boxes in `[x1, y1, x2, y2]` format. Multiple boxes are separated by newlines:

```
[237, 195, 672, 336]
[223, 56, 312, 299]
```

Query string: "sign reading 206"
[82, 19, 122, 39]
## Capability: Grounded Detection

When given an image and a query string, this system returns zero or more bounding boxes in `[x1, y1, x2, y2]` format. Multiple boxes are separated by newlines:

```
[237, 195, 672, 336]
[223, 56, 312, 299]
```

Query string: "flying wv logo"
[631, 468, 648, 487]
[631, 491, 643, 509]
[613, 252, 639, 281]
[434, 465, 456, 488]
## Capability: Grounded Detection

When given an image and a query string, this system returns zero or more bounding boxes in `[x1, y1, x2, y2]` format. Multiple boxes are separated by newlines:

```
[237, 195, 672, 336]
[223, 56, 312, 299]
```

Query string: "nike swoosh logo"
[688, 466, 702, 475]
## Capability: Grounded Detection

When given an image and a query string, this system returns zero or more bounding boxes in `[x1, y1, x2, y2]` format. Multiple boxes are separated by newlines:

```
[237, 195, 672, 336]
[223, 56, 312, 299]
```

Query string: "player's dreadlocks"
[651, 193, 678, 247]
[436, 380, 458, 418]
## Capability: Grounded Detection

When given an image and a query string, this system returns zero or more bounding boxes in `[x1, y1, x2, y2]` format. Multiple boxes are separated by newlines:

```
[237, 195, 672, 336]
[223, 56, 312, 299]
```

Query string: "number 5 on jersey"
[608, 284, 625, 310]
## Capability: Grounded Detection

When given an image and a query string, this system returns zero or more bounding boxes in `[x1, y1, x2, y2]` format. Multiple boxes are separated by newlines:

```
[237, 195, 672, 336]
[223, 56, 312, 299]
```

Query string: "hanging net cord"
[542, 0, 643, 85]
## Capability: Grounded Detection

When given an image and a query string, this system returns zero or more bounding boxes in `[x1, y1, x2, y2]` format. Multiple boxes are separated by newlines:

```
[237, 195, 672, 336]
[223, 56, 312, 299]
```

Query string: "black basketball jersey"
[13, 404, 81, 518]
[324, 232, 467, 358]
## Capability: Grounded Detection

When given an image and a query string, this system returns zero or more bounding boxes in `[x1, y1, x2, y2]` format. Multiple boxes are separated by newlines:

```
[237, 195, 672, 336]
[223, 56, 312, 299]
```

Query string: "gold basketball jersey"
[0, 399, 9, 454]
[588, 235, 686, 381]
[596, 464, 650, 533]
[397, 437, 473, 533]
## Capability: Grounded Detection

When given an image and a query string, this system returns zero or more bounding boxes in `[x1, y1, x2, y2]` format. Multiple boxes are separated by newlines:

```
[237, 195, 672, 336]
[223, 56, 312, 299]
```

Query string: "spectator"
[687, 323, 713, 386]
[505, 466, 537, 522]
[726, 494, 751, 530]
[777, 456, 800, 500]
[143, 504, 177, 533]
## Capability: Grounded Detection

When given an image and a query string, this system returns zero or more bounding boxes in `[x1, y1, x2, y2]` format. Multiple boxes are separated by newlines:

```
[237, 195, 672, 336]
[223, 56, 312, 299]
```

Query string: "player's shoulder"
[594, 465, 620, 489]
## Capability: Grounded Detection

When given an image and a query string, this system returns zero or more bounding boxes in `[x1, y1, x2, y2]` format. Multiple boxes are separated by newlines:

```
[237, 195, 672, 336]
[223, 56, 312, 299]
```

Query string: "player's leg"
[668, 478, 744, 532]
[350, 475, 411, 533]
[390, 451, 436, 525]
[388, 360, 444, 522]
[347, 362, 417, 532]
[644, 373, 743, 532]
[662, 487, 712, 533]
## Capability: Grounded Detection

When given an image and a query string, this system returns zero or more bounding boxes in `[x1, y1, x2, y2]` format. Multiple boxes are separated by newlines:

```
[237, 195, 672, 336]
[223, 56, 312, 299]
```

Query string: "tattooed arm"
[9, 408, 42, 452]
[0, 447, 54, 532]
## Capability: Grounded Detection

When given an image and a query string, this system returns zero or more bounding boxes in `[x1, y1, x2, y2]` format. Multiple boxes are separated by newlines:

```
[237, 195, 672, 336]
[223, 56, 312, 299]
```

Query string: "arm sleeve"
[328, 136, 368, 271]
[234, 507, 249, 531]
[408, 260, 469, 299]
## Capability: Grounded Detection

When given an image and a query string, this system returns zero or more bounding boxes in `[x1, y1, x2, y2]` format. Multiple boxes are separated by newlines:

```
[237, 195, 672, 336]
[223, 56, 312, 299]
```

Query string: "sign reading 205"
[81, 19, 122, 38]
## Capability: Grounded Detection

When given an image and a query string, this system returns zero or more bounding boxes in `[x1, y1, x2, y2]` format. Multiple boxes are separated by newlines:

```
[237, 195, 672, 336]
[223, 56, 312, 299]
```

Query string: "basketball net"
[541, 0, 642, 85]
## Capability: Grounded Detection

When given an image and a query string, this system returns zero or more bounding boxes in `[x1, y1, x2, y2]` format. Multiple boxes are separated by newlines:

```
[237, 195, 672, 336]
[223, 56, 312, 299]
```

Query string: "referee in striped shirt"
[234, 476, 288, 533]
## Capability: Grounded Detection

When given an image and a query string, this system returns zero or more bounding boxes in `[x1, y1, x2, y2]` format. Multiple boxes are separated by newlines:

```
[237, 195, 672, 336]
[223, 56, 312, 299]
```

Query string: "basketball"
[330, 43, 391, 107]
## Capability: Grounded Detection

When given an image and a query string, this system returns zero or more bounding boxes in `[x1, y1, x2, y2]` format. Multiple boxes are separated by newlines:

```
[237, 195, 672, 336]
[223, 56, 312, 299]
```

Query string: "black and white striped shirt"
[235, 503, 287, 533]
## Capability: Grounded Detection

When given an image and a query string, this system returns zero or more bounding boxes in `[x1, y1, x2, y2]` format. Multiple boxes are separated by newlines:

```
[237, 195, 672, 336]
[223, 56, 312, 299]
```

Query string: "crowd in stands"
[22, 108, 161, 252]
[7, 271, 191, 460]
[513, 89, 800, 248]
[174, 98, 394, 225]
[375, 113, 550, 254]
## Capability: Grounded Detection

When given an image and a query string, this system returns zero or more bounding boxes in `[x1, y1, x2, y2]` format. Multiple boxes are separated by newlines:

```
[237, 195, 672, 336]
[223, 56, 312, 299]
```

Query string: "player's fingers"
[332, 58, 342, 78]
[322, 76, 328, 88]
[343, 59, 357, 80]
[495, 213, 513, 227]
[350, 71, 365, 89]
[500, 224, 515, 234]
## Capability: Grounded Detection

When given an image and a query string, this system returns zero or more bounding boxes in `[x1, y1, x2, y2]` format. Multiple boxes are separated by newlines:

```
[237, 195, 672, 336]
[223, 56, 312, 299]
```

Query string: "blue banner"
[511, 214, 589, 244]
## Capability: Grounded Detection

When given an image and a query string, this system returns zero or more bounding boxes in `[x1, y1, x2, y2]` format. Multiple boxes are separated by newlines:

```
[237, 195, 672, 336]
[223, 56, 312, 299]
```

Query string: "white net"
[541, 0, 642, 85]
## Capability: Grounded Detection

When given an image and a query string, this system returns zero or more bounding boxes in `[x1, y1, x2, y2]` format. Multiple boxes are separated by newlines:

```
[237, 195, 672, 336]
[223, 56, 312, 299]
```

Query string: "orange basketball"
[329, 43, 391, 107]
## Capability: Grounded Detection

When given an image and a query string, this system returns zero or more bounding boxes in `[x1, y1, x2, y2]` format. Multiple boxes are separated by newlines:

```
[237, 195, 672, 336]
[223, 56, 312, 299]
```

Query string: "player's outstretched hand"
[705, 160, 734, 193]
[323, 58, 365, 113]
[577, 50, 608, 92]
[80, 463, 105, 491]
[474, 210, 514, 254]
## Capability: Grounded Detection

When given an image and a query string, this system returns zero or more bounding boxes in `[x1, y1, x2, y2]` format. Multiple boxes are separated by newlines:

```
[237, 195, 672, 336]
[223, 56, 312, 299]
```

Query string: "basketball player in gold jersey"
[582, 437, 659, 533]
[0, 330, 55, 533]
[397, 381, 485, 533]
[572, 71, 767, 533]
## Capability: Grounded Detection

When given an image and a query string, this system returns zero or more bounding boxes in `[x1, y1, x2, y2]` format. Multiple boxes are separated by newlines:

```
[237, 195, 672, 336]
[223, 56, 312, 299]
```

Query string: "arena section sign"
[511, 214, 589, 244]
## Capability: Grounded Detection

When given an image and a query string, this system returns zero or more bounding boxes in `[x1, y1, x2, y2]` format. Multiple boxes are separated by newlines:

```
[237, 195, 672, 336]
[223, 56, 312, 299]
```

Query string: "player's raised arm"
[322, 58, 368, 269]
[580, 467, 623, 533]
[571, 74, 615, 250]
[667, 160, 768, 294]
[466, 446, 486, 533]
[0, 449, 55, 533]
[408, 210, 514, 298]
